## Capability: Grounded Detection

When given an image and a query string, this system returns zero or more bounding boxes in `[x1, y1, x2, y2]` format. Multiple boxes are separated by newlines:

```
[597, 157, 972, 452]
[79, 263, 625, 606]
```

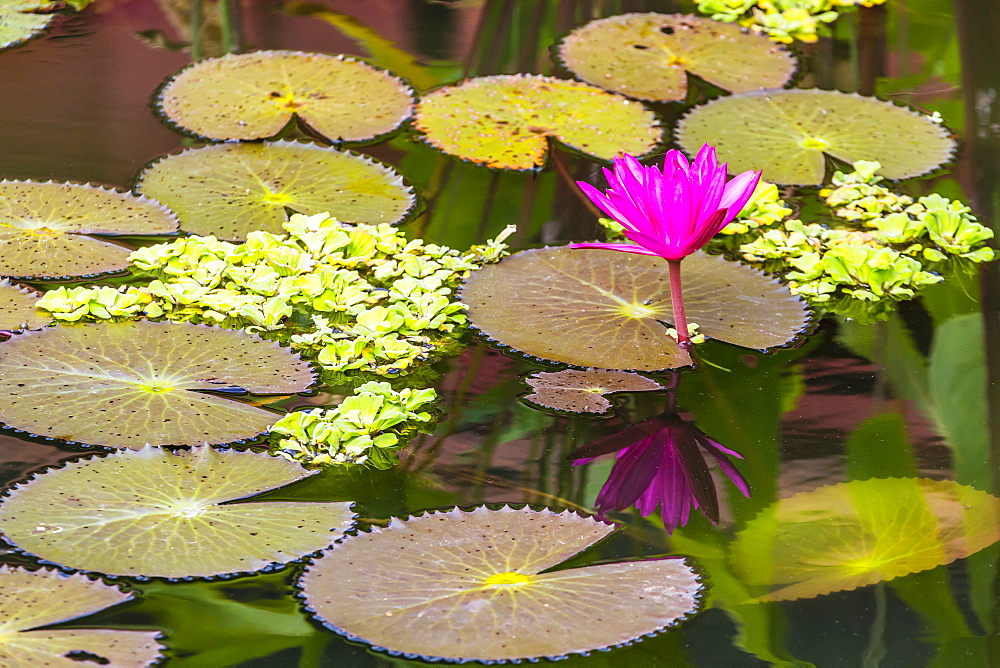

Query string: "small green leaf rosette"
[134, 141, 416, 241]
[298, 506, 701, 663]
[412, 74, 662, 170]
[155, 50, 415, 143]
[0, 446, 356, 579]
[556, 13, 796, 102]
[460, 246, 811, 370]
[523, 368, 664, 414]
[0, 280, 49, 331]
[676, 89, 956, 185]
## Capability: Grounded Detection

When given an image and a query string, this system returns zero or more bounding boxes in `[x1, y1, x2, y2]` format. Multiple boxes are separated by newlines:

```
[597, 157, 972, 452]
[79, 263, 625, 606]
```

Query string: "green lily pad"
[0, 180, 179, 279]
[156, 50, 414, 142]
[676, 89, 955, 185]
[460, 246, 810, 371]
[0, 566, 164, 664]
[0, 280, 49, 331]
[0, 0, 63, 51]
[0, 320, 315, 447]
[134, 141, 415, 240]
[0, 446, 355, 578]
[299, 506, 700, 663]
[556, 13, 796, 102]
[412, 74, 662, 170]
[523, 368, 664, 414]
[732, 478, 1000, 601]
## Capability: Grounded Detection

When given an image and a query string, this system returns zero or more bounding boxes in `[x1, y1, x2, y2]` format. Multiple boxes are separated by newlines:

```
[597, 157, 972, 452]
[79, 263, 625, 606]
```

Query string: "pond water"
[0, 0, 998, 666]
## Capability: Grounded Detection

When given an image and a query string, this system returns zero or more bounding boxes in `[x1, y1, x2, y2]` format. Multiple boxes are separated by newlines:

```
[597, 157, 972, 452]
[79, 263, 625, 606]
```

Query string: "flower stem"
[667, 260, 692, 352]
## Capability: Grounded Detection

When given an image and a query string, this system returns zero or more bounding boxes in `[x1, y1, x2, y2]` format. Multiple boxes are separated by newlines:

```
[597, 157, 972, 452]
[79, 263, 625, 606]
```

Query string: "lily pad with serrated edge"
[675, 89, 956, 185]
[731, 478, 1000, 601]
[0, 566, 165, 664]
[460, 246, 811, 371]
[0, 280, 49, 331]
[134, 141, 416, 240]
[0, 446, 356, 579]
[0, 320, 315, 447]
[523, 369, 664, 414]
[556, 13, 796, 102]
[0, 180, 179, 279]
[0, 0, 61, 51]
[155, 50, 414, 143]
[412, 74, 662, 170]
[298, 505, 700, 663]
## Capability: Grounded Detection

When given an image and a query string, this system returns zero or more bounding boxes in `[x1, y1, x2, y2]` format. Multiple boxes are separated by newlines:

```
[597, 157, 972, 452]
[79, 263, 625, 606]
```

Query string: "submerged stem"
[667, 259, 692, 352]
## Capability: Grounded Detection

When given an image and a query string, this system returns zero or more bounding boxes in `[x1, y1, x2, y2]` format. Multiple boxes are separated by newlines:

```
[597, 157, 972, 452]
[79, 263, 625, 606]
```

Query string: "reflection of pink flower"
[571, 414, 750, 534]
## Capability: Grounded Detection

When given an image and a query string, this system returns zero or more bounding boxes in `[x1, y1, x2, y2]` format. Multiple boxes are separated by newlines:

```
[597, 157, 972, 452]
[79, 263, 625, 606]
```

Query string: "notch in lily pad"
[298, 505, 700, 663]
[0, 446, 355, 579]
[412, 74, 662, 170]
[556, 13, 796, 102]
[0, 320, 315, 447]
[676, 89, 956, 185]
[460, 246, 811, 371]
[523, 368, 664, 414]
[155, 50, 415, 143]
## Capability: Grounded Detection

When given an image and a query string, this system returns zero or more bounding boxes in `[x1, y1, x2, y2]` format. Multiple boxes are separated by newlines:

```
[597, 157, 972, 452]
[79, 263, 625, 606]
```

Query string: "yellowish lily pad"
[523, 368, 664, 414]
[0, 280, 49, 331]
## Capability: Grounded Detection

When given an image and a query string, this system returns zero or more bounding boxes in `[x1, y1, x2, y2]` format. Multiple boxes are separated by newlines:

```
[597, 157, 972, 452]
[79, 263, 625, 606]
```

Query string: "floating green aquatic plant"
[0, 0, 94, 51]
[523, 368, 665, 414]
[298, 506, 701, 663]
[0, 280, 49, 332]
[698, 0, 888, 44]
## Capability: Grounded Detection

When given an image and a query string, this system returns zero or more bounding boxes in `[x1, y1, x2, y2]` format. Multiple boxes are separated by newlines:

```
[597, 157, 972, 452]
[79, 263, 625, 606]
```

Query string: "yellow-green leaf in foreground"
[413, 74, 662, 170]
[676, 89, 955, 185]
[0, 280, 49, 331]
[0, 566, 164, 665]
[0, 320, 315, 447]
[0, 446, 356, 579]
[557, 13, 796, 102]
[523, 368, 664, 414]
[0, 180, 178, 279]
[0, 0, 75, 51]
[134, 141, 415, 240]
[156, 50, 414, 142]
[299, 506, 700, 663]
[732, 478, 1000, 601]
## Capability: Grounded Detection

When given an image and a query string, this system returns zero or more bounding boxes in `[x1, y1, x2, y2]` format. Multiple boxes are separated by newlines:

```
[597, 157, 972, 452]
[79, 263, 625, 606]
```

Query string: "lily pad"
[0, 280, 49, 331]
[556, 13, 796, 102]
[732, 478, 1000, 601]
[0, 320, 315, 447]
[460, 246, 810, 370]
[156, 50, 414, 142]
[0, 0, 62, 51]
[523, 369, 664, 414]
[0, 180, 179, 279]
[0, 446, 355, 578]
[412, 74, 662, 170]
[0, 566, 164, 664]
[299, 506, 700, 663]
[676, 89, 955, 185]
[134, 141, 415, 240]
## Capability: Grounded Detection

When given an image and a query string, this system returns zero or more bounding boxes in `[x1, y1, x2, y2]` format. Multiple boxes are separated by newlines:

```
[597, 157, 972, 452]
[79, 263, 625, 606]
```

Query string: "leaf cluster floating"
[413, 74, 662, 170]
[556, 13, 796, 102]
[676, 89, 956, 185]
[134, 141, 416, 241]
[0, 320, 314, 447]
[155, 50, 415, 142]
[523, 368, 664, 414]
[460, 246, 810, 370]
[0, 180, 178, 279]
[0, 566, 164, 664]
[697, 0, 887, 45]
[299, 506, 701, 663]
[0, 280, 49, 332]
[0, 446, 355, 579]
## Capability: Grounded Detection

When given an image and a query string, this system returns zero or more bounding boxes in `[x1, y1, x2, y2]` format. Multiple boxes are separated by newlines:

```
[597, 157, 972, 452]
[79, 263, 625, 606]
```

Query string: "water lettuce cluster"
[698, 0, 888, 43]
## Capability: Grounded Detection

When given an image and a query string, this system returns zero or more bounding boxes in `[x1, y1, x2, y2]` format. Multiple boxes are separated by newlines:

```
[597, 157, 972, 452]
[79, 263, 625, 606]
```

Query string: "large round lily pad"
[412, 74, 662, 170]
[0, 566, 164, 664]
[299, 506, 700, 663]
[557, 13, 796, 102]
[676, 89, 955, 185]
[523, 369, 664, 414]
[134, 141, 415, 240]
[0, 446, 355, 579]
[156, 50, 414, 142]
[0, 180, 179, 279]
[460, 246, 810, 370]
[0, 320, 315, 447]
[0, 280, 49, 331]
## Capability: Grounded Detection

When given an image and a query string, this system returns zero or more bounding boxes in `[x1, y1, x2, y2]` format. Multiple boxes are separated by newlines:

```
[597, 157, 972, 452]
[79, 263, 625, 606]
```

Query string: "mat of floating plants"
[299, 506, 700, 662]
[0, 446, 355, 579]
[0, 320, 315, 447]
[413, 74, 662, 170]
[556, 13, 796, 102]
[676, 89, 956, 185]
[523, 368, 664, 414]
[0, 180, 178, 279]
[0, 280, 48, 331]
[133, 141, 416, 240]
[155, 50, 414, 142]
